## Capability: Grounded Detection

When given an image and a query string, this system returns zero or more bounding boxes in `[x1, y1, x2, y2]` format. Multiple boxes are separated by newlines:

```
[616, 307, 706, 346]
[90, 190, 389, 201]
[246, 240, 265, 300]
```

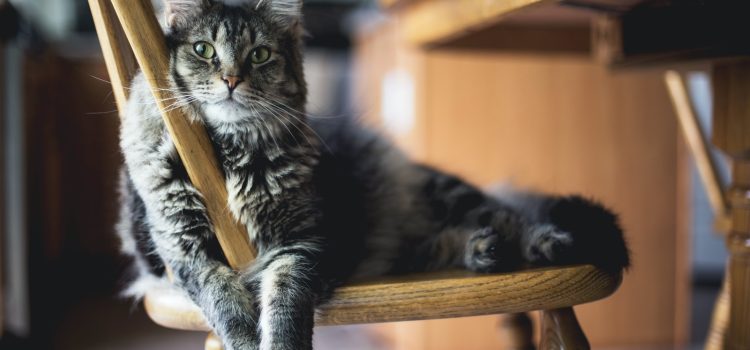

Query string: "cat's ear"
[255, 0, 303, 28]
[163, 0, 212, 28]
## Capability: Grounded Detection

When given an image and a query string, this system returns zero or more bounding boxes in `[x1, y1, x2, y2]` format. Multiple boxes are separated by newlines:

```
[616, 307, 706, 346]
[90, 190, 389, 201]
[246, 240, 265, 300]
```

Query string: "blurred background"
[0, 0, 738, 349]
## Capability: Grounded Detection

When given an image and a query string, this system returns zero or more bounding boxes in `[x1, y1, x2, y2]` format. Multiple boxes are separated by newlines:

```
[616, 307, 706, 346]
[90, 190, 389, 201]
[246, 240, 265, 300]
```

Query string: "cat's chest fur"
[212, 124, 317, 242]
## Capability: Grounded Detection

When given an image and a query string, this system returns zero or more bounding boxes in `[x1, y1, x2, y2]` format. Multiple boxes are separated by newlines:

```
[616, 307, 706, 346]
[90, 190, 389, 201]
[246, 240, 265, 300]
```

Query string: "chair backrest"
[89, 0, 256, 269]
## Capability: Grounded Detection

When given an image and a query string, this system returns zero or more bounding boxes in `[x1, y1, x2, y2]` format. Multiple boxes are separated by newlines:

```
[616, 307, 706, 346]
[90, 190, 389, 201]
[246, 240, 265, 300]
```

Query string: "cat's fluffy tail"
[546, 195, 630, 274]
[492, 185, 630, 274]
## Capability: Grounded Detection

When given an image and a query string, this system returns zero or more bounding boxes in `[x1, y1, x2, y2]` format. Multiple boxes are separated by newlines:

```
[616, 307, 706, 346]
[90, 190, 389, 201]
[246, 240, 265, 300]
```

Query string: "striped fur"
[117, 1, 629, 349]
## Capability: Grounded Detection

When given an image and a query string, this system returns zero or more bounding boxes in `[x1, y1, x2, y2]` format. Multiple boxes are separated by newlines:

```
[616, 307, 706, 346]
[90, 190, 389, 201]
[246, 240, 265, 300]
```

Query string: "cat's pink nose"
[222, 75, 243, 91]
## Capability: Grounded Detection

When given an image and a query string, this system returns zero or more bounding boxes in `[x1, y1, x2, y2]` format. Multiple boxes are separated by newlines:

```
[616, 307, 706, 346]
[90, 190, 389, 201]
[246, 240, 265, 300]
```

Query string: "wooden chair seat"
[144, 264, 620, 331]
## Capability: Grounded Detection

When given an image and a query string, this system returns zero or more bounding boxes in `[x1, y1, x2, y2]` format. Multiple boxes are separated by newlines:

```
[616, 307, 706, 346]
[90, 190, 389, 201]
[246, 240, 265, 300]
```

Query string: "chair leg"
[712, 61, 750, 349]
[205, 332, 224, 350]
[498, 313, 535, 350]
[539, 308, 590, 350]
[705, 268, 730, 350]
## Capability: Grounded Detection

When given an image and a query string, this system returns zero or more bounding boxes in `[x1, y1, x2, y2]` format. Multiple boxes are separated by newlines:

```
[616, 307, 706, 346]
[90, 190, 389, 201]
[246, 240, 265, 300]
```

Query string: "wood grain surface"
[665, 71, 729, 222]
[712, 60, 750, 350]
[106, 0, 256, 268]
[540, 308, 590, 350]
[401, 0, 548, 46]
[713, 61, 750, 157]
[705, 268, 730, 350]
[498, 313, 535, 350]
[145, 265, 620, 332]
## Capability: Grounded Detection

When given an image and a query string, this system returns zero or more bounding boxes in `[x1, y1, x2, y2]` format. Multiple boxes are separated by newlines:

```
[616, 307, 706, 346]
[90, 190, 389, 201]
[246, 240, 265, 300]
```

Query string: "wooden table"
[378, 1, 750, 349]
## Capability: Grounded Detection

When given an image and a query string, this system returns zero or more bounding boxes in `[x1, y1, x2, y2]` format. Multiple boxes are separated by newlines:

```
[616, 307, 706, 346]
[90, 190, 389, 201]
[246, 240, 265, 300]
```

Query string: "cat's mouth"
[220, 94, 240, 104]
[214, 96, 250, 112]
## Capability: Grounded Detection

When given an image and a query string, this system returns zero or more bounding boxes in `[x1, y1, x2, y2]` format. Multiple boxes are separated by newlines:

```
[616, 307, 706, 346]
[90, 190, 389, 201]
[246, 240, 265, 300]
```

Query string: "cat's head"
[162, 0, 306, 125]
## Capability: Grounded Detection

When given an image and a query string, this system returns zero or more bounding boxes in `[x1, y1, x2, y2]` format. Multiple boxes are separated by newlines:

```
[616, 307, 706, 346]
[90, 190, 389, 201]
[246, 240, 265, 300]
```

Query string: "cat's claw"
[524, 224, 574, 264]
[464, 227, 519, 272]
[465, 227, 497, 271]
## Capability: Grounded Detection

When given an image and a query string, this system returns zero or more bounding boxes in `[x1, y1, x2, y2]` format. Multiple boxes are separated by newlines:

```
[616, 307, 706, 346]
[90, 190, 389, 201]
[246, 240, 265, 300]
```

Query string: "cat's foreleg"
[124, 149, 259, 349]
[245, 241, 322, 350]
[143, 181, 260, 349]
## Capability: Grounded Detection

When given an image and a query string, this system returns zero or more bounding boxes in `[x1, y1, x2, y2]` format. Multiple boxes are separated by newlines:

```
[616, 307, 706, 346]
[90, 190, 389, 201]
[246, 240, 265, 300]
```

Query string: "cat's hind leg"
[409, 170, 578, 273]
[407, 171, 531, 273]
[406, 225, 523, 273]
[458, 215, 575, 273]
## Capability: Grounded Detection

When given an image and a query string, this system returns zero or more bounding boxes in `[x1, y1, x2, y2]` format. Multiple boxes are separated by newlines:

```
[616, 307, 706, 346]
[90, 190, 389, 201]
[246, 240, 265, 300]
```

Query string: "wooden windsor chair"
[88, 0, 622, 349]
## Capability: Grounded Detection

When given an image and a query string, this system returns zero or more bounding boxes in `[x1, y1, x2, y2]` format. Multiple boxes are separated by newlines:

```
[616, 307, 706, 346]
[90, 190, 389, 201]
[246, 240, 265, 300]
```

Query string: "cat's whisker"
[254, 100, 304, 148]
[263, 102, 332, 154]
[89, 75, 188, 95]
[134, 98, 197, 111]
[254, 99, 309, 145]
[159, 96, 199, 114]
[161, 100, 198, 114]
[259, 117, 282, 151]
[102, 90, 115, 105]
[259, 104, 322, 147]
[255, 99, 333, 153]
[89, 75, 116, 86]
[246, 102, 281, 150]
[251, 90, 343, 120]
[85, 109, 120, 116]
[135, 95, 196, 106]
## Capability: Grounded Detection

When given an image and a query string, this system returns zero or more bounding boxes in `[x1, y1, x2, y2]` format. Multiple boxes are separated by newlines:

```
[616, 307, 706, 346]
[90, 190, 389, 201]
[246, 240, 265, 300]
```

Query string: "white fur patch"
[204, 101, 255, 124]
[121, 273, 171, 300]
[258, 255, 296, 350]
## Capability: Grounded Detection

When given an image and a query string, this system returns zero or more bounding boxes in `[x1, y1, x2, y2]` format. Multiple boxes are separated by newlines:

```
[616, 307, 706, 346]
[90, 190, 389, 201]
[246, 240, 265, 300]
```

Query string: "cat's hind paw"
[523, 224, 574, 264]
[464, 227, 522, 272]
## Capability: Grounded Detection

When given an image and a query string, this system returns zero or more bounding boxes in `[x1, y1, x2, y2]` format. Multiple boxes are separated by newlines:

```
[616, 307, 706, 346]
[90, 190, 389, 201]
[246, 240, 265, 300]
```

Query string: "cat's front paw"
[464, 227, 521, 272]
[219, 334, 258, 350]
[523, 224, 574, 264]
[198, 279, 260, 350]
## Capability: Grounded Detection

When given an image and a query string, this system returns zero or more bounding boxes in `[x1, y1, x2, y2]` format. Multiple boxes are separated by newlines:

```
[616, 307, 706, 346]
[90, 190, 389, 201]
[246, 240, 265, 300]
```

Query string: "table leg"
[726, 162, 750, 349]
[711, 61, 750, 350]
[705, 268, 729, 350]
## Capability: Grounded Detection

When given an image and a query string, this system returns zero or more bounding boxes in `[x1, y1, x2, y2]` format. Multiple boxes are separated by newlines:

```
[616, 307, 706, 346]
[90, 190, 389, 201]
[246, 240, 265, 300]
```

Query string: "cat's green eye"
[250, 47, 271, 64]
[193, 42, 215, 59]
